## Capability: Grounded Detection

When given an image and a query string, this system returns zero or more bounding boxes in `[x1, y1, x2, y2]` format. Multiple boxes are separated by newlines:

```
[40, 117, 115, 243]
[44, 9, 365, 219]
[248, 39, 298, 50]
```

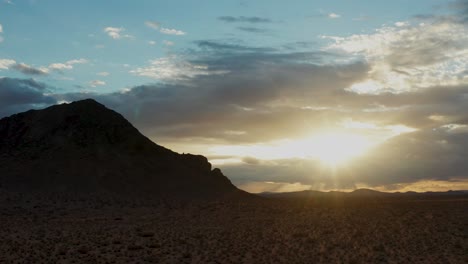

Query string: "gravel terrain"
[1, 193, 467, 263]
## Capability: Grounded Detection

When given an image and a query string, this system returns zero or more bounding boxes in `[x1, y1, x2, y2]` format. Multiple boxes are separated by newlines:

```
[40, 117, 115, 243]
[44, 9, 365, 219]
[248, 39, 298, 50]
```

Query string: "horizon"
[2, 0, 468, 193]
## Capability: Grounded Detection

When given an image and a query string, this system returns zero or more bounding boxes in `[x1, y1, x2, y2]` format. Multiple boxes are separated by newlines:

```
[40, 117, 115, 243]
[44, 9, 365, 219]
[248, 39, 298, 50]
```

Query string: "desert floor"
[0, 193, 467, 264]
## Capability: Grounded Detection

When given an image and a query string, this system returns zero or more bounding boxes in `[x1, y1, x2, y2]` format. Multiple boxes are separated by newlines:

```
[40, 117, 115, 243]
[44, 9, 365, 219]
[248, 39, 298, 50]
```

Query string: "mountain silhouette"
[0, 99, 245, 199]
[260, 188, 468, 200]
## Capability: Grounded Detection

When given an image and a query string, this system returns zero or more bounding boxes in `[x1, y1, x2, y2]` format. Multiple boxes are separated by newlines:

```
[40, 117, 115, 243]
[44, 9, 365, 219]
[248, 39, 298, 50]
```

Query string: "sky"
[2, 0, 468, 193]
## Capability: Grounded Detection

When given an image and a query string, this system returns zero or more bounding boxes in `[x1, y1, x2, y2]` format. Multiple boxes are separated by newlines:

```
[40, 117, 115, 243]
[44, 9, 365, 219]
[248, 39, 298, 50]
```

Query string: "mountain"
[260, 189, 468, 200]
[349, 188, 389, 197]
[0, 99, 247, 199]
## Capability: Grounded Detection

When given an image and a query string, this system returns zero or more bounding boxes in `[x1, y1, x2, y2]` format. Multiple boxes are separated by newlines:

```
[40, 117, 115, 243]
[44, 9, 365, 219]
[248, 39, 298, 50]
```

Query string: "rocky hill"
[0, 99, 246, 199]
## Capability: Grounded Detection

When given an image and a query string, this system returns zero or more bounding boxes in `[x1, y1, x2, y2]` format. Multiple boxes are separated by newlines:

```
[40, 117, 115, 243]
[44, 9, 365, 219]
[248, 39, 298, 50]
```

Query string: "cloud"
[196, 40, 276, 53]
[373, 180, 468, 192]
[94, 46, 369, 145]
[104, 27, 123, 39]
[0, 77, 56, 117]
[89, 80, 106, 87]
[220, 158, 356, 190]
[130, 56, 229, 81]
[237, 27, 269, 33]
[0, 59, 15, 69]
[145, 21, 185, 35]
[48, 63, 72, 71]
[160, 27, 185, 35]
[394, 21, 408, 27]
[48, 58, 88, 72]
[324, 17, 468, 93]
[218, 16, 272, 23]
[282, 41, 317, 51]
[346, 127, 468, 187]
[238, 181, 312, 193]
[313, 10, 342, 20]
[0, 24, 3, 33]
[103, 27, 133, 39]
[223, 137, 468, 190]
[11, 63, 48, 75]
[148, 40, 156, 45]
[0, 58, 86, 75]
[1, 58, 87, 74]
[66, 58, 88, 65]
[223, 118, 468, 190]
[449, 0, 468, 22]
[97, 72, 110, 76]
[145, 21, 160, 30]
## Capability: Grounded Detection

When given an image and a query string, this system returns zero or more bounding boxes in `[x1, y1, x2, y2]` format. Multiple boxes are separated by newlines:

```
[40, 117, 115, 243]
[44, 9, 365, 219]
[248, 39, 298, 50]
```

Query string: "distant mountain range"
[0, 99, 249, 200]
[260, 188, 468, 199]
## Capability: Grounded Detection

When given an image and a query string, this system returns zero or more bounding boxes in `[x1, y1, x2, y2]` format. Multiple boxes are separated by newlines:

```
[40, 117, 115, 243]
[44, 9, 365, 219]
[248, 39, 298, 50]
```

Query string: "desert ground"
[0, 192, 467, 264]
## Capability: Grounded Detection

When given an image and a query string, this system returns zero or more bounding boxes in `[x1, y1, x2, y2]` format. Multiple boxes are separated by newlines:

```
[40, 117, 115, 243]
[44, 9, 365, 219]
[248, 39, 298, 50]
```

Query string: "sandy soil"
[0, 193, 467, 264]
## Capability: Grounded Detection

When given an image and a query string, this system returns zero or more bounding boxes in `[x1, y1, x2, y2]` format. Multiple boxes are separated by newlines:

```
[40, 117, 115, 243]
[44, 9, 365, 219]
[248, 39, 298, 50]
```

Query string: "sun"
[299, 132, 373, 166]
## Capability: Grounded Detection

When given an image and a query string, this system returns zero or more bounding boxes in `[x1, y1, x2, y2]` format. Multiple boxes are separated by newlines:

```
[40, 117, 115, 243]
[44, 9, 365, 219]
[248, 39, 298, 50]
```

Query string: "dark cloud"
[193, 40, 343, 71]
[11, 63, 48, 75]
[349, 127, 468, 186]
[282, 41, 317, 50]
[236, 27, 269, 33]
[337, 85, 468, 129]
[242, 156, 261, 165]
[218, 16, 272, 23]
[413, 14, 438, 21]
[89, 57, 367, 143]
[415, 1, 468, 24]
[195, 40, 275, 53]
[448, 0, 468, 22]
[0, 77, 56, 117]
